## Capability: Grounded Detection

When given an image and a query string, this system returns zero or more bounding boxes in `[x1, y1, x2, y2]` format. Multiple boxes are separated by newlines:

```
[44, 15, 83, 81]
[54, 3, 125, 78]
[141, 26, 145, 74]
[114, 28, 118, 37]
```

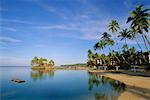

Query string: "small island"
[31, 56, 55, 70]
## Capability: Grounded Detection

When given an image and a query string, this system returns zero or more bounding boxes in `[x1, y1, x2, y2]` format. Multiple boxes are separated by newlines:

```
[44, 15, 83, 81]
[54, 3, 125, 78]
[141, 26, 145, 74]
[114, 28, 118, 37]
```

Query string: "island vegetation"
[31, 56, 55, 70]
[61, 63, 87, 67]
[87, 5, 150, 71]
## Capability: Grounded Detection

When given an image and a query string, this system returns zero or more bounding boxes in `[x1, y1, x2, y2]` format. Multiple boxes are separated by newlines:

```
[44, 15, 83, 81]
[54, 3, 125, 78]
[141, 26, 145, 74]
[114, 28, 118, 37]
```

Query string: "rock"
[11, 79, 25, 83]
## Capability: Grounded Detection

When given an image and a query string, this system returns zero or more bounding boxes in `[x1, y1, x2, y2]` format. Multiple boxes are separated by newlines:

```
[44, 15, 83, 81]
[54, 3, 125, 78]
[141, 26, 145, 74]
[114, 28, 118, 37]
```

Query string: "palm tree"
[101, 32, 112, 52]
[108, 20, 121, 51]
[108, 20, 120, 33]
[31, 56, 39, 66]
[88, 49, 93, 60]
[94, 40, 106, 54]
[101, 32, 111, 41]
[130, 29, 143, 52]
[101, 32, 120, 63]
[118, 28, 132, 46]
[49, 60, 55, 66]
[94, 40, 106, 65]
[108, 20, 128, 63]
[122, 44, 128, 51]
[94, 53, 100, 58]
[87, 49, 95, 67]
[127, 5, 150, 51]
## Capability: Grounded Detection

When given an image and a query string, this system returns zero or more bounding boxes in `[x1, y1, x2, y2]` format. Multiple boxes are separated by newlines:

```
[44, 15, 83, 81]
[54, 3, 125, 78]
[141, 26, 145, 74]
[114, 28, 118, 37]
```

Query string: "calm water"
[0, 67, 125, 100]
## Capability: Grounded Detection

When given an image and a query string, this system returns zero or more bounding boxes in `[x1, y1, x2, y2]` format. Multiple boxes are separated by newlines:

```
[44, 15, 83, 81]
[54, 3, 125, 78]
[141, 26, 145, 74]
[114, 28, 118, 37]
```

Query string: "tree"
[122, 44, 128, 51]
[31, 57, 55, 67]
[49, 60, 55, 66]
[101, 32, 120, 63]
[31, 56, 39, 66]
[118, 28, 131, 46]
[94, 40, 106, 54]
[108, 20, 120, 33]
[127, 5, 150, 51]
[88, 49, 93, 60]
[129, 29, 143, 52]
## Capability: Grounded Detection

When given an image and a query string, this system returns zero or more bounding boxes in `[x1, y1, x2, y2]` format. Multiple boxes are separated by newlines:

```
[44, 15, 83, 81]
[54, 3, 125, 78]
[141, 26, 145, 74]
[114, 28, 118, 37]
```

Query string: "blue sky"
[0, 0, 150, 66]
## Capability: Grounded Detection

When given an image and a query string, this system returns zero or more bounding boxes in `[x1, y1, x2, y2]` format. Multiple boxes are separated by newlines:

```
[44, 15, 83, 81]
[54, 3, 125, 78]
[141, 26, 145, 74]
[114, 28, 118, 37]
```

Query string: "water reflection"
[95, 93, 107, 100]
[30, 70, 55, 81]
[88, 72, 126, 100]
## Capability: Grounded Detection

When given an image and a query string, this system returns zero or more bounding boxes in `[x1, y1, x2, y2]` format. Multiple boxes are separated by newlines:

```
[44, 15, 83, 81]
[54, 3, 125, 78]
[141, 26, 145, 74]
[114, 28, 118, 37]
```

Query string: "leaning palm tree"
[129, 29, 143, 52]
[118, 28, 132, 46]
[108, 20, 121, 51]
[127, 5, 150, 51]
[88, 49, 93, 60]
[108, 20, 127, 63]
[94, 40, 106, 65]
[94, 40, 106, 54]
[101, 32, 120, 63]
[107, 38, 120, 62]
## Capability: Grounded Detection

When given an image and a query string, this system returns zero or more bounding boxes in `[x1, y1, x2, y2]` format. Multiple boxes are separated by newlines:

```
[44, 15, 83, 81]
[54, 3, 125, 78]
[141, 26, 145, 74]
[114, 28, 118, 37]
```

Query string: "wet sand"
[103, 73, 150, 100]
[103, 73, 150, 89]
[118, 91, 147, 100]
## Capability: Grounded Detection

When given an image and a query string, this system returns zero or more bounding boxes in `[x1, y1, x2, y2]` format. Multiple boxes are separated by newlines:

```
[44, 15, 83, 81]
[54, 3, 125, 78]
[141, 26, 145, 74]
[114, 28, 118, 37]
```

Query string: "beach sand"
[118, 91, 147, 100]
[103, 73, 150, 89]
[102, 73, 150, 100]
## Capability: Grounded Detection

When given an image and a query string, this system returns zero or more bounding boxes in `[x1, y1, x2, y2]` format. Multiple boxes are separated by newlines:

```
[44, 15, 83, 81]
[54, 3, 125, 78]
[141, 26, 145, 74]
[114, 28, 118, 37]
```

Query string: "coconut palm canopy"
[87, 5, 150, 68]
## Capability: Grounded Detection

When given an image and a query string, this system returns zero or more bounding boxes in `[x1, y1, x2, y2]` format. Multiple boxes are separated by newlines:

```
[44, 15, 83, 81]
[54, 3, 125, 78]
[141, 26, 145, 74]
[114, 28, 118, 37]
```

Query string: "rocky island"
[31, 56, 55, 70]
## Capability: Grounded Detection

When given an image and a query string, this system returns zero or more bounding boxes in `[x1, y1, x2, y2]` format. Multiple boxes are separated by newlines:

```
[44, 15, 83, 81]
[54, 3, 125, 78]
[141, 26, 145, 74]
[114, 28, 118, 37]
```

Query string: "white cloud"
[35, 24, 76, 30]
[0, 36, 21, 44]
[34, 19, 108, 40]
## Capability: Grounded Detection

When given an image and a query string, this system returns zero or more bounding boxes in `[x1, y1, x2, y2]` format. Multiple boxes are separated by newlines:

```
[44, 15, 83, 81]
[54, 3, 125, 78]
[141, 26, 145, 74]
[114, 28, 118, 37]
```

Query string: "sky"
[0, 0, 150, 66]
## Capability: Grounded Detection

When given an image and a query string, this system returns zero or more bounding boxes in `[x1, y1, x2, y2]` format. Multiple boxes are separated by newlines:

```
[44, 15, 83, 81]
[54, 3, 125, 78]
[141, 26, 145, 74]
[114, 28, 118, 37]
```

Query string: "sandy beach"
[118, 91, 147, 100]
[103, 73, 150, 89]
[102, 73, 150, 100]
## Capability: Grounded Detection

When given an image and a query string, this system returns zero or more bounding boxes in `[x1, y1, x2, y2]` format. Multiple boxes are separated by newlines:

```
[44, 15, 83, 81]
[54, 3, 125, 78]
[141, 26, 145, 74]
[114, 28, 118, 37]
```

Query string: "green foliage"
[127, 4, 150, 51]
[108, 20, 120, 33]
[61, 63, 87, 67]
[31, 57, 55, 67]
[87, 4, 150, 69]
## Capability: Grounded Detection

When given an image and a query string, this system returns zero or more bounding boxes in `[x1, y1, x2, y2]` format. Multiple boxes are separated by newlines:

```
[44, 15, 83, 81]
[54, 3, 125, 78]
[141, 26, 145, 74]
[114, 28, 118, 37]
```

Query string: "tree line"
[87, 5, 150, 69]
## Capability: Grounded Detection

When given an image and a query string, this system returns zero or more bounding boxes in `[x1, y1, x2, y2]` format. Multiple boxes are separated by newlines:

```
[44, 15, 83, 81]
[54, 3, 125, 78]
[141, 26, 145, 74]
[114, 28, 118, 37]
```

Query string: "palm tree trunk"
[108, 46, 120, 64]
[135, 37, 143, 52]
[143, 33, 150, 47]
[102, 49, 106, 65]
[144, 33, 150, 43]
[125, 38, 127, 46]
[141, 34, 149, 51]
[114, 39, 121, 52]
[114, 39, 125, 64]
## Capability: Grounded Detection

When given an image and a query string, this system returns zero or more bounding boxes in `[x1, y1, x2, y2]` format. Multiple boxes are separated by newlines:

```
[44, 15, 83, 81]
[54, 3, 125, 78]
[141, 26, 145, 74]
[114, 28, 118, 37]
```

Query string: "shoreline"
[102, 73, 150, 90]
[88, 69, 150, 99]
[102, 73, 150, 99]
